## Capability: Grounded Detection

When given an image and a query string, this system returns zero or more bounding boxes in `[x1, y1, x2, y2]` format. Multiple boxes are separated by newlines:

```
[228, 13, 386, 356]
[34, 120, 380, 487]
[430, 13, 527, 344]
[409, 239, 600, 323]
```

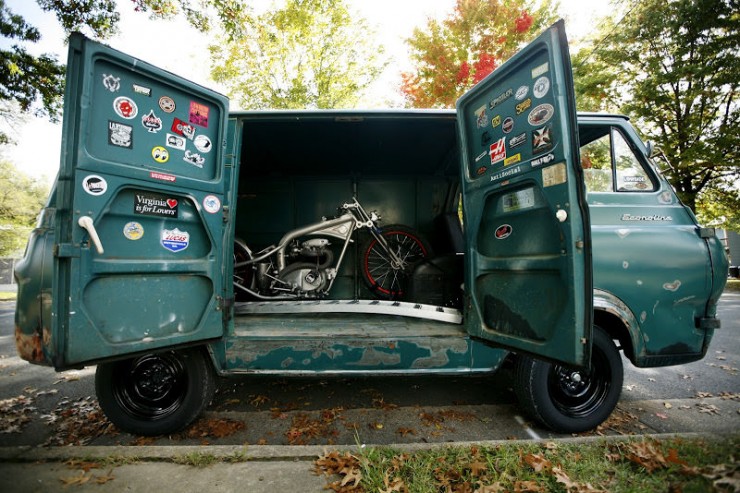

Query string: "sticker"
[543, 162, 566, 187]
[102, 73, 120, 92]
[183, 150, 205, 168]
[159, 96, 176, 113]
[515, 85, 529, 101]
[475, 150, 487, 162]
[108, 120, 133, 148]
[134, 193, 179, 218]
[161, 228, 190, 253]
[194, 134, 212, 153]
[491, 114, 501, 128]
[502, 117, 514, 134]
[475, 105, 488, 128]
[504, 153, 521, 166]
[150, 171, 176, 182]
[489, 88, 513, 110]
[189, 101, 209, 127]
[113, 96, 138, 119]
[531, 62, 549, 78]
[152, 146, 169, 163]
[165, 133, 186, 150]
[133, 84, 152, 96]
[528, 103, 555, 126]
[203, 195, 221, 214]
[532, 124, 553, 154]
[533, 76, 550, 98]
[515, 98, 532, 115]
[171, 118, 196, 140]
[531, 152, 555, 167]
[503, 189, 535, 213]
[489, 137, 506, 165]
[490, 165, 521, 182]
[123, 222, 144, 240]
[476, 166, 487, 175]
[141, 110, 163, 133]
[82, 175, 107, 196]
[509, 132, 526, 148]
[494, 224, 512, 240]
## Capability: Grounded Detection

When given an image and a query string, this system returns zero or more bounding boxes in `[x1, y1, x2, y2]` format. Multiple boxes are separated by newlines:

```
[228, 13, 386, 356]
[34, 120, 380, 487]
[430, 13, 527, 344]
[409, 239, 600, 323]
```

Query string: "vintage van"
[14, 21, 727, 436]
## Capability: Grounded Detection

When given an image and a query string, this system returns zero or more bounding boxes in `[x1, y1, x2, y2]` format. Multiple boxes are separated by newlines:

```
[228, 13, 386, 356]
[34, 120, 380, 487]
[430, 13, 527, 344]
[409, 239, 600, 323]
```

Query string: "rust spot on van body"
[15, 326, 45, 363]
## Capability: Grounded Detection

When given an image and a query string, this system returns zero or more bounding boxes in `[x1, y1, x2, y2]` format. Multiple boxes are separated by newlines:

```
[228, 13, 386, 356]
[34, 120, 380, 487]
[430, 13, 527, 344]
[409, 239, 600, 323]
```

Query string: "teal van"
[14, 22, 727, 436]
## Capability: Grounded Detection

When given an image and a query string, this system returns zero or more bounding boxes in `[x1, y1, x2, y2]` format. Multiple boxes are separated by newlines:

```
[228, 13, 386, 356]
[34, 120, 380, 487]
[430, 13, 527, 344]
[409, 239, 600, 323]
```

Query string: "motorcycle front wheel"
[359, 224, 431, 300]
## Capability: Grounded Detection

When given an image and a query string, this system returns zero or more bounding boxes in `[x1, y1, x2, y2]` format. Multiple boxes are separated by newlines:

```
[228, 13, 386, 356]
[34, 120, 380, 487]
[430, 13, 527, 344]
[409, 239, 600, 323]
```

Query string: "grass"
[317, 436, 739, 493]
[0, 291, 16, 301]
[724, 278, 740, 293]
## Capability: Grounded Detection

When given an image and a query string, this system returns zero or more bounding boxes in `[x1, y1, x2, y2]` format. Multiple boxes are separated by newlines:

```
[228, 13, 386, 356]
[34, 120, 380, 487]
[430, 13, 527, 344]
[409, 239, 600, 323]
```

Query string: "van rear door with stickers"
[52, 33, 229, 367]
[457, 21, 593, 367]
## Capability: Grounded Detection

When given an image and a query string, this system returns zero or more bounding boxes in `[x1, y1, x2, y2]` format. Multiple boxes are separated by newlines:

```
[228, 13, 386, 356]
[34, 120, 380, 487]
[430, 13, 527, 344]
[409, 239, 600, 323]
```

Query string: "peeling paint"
[622, 261, 629, 269]
[281, 357, 295, 368]
[616, 228, 630, 238]
[15, 326, 45, 363]
[351, 347, 401, 367]
[411, 338, 468, 369]
[663, 280, 681, 292]
[659, 191, 673, 204]
[636, 280, 643, 286]
[640, 311, 647, 323]
[652, 300, 659, 315]
[673, 295, 696, 306]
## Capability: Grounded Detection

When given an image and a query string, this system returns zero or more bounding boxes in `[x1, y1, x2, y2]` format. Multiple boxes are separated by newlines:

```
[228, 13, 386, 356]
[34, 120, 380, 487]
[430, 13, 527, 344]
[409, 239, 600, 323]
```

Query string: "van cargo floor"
[234, 299, 462, 324]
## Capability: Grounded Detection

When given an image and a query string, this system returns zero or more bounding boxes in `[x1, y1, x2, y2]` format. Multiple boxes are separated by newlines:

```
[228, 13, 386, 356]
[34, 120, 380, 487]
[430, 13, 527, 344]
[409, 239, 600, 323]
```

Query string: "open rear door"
[457, 21, 592, 367]
[52, 34, 230, 368]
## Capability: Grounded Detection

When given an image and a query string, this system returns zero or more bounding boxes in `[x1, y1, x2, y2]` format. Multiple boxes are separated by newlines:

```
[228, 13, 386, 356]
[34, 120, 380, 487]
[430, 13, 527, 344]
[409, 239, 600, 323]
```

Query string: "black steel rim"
[112, 353, 188, 421]
[547, 347, 612, 419]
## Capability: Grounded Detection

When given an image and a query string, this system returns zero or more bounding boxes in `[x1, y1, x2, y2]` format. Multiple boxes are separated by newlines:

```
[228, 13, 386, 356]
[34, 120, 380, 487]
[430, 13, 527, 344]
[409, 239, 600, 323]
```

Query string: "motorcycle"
[233, 198, 431, 301]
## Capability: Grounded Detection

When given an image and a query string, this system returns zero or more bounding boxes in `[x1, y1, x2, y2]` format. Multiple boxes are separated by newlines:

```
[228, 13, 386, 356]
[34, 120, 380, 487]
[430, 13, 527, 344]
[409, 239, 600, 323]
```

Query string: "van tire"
[95, 348, 215, 436]
[359, 224, 431, 300]
[513, 326, 623, 433]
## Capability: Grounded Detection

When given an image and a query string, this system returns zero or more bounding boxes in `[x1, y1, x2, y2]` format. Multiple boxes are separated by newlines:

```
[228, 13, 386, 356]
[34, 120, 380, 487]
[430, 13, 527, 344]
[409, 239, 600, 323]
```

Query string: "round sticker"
[502, 117, 514, 134]
[152, 146, 169, 163]
[82, 175, 107, 196]
[494, 224, 512, 240]
[203, 195, 221, 214]
[527, 103, 555, 126]
[113, 96, 138, 119]
[194, 134, 212, 153]
[123, 222, 144, 240]
[159, 96, 176, 113]
[533, 76, 550, 98]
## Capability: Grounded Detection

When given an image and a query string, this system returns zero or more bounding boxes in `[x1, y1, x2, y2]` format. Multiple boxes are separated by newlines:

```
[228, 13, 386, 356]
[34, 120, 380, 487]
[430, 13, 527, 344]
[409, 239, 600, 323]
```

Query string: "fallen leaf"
[94, 471, 115, 484]
[59, 471, 90, 487]
[523, 453, 552, 473]
[663, 402, 673, 409]
[397, 427, 416, 437]
[655, 412, 669, 419]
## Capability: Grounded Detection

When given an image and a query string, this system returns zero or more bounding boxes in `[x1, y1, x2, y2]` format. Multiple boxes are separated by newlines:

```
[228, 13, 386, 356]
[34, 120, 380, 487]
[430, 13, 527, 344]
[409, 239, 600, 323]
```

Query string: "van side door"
[52, 33, 230, 368]
[456, 21, 593, 367]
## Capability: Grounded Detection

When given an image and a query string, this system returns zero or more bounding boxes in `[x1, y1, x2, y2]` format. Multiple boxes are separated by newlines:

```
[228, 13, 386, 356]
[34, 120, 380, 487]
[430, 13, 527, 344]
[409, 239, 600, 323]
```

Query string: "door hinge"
[222, 205, 230, 223]
[55, 243, 80, 258]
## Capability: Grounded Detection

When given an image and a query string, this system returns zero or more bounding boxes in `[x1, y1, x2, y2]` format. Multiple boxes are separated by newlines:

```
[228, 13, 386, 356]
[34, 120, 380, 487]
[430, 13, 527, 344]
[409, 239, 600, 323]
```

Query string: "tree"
[209, 0, 386, 110]
[0, 0, 246, 144]
[0, 159, 49, 256]
[572, 0, 739, 213]
[401, 0, 558, 108]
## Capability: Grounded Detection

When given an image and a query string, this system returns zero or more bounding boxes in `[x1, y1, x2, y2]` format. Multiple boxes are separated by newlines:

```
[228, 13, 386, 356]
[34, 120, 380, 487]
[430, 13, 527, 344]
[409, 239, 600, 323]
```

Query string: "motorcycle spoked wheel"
[359, 224, 431, 300]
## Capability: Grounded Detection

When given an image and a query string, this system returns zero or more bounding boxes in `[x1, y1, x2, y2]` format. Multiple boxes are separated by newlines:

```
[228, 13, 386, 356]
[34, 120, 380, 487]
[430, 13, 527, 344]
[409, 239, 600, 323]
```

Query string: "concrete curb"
[0, 432, 727, 463]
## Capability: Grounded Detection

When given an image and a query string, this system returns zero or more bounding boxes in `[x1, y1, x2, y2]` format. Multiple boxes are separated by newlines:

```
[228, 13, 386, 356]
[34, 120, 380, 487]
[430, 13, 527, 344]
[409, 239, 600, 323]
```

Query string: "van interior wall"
[233, 113, 462, 301]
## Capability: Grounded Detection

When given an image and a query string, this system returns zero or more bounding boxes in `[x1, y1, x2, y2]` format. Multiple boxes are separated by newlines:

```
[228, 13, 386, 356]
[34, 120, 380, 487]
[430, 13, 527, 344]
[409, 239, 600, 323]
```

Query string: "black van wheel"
[360, 224, 431, 300]
[95, 348, 215, 436]
[514, 326, 623, 433]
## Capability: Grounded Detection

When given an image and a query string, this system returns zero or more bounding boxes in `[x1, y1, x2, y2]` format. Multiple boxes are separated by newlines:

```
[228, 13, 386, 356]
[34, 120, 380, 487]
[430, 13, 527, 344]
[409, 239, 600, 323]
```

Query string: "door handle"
[78, 216, 105, 254]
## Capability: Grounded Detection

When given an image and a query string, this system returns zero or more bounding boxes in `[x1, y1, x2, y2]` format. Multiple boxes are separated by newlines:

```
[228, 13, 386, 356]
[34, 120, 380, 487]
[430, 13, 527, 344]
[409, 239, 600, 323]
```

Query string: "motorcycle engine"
[278, 238, 334, 296]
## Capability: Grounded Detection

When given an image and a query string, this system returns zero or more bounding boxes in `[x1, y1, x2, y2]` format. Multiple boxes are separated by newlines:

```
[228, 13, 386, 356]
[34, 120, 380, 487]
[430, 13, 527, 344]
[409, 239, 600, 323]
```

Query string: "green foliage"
[0, 159, 49, 257]
[696, 183, 740, 232]
[0, 0, 245, 145]
[401, 0, 559, 108]
[209, 0, 386, 110]
[573, 0, 740, 213]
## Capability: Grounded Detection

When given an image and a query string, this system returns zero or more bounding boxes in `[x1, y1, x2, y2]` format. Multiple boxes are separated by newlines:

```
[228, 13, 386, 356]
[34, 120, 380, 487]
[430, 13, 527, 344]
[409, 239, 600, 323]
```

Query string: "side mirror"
[645, 141, 655, 158]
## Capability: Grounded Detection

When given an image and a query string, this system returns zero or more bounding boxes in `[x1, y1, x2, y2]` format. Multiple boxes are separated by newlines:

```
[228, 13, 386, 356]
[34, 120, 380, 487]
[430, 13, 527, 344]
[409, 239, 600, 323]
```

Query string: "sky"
[1, 0, 613, 184]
